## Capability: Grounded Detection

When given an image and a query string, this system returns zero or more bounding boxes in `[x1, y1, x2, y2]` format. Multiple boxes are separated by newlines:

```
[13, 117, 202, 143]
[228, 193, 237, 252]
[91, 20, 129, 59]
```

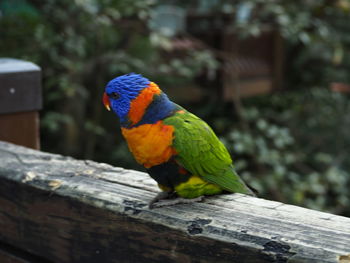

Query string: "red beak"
[102, 92, 111, 111]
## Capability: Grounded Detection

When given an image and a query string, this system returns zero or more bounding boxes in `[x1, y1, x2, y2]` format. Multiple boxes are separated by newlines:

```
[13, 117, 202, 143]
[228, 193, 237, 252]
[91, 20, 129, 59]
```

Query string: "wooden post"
[0, 59, 42, 149]
[0, 141, 349, 263]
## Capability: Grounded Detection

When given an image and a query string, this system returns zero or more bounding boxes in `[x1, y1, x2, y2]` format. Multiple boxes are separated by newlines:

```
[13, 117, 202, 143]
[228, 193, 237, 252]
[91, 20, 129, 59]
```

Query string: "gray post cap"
[0, 58, 41, 73]
[0, 58, 42, 114]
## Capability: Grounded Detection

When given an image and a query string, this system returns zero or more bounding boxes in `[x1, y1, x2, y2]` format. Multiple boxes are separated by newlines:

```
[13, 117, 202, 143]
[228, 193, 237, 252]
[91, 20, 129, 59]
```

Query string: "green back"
[163, 110, 254, 195]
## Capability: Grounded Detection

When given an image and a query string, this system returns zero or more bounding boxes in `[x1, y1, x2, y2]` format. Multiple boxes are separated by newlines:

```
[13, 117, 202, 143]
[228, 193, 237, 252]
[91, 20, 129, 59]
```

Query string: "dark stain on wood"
[123, 200, 147, 215]
[262, 241, 295, 263]
[187, 218, 212, 235]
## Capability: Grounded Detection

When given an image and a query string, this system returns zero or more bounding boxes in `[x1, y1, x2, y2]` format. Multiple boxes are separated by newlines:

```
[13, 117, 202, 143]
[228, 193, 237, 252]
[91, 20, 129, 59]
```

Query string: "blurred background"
[1, 0, 350, 216]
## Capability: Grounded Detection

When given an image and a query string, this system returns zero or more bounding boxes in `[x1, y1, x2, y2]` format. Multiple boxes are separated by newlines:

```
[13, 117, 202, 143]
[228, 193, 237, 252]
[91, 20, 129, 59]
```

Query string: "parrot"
[102, 73, 255, 208]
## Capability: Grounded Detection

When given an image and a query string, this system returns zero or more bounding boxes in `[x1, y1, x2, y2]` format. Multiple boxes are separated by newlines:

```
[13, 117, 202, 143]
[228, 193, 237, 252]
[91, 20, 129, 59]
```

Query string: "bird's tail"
[204, 165, 256, 196]
[230, 168, 256, 197]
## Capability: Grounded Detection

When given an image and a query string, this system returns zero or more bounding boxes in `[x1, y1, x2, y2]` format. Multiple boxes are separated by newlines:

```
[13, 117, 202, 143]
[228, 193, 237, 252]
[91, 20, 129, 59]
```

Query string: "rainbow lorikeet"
[103, 73, 255, 208]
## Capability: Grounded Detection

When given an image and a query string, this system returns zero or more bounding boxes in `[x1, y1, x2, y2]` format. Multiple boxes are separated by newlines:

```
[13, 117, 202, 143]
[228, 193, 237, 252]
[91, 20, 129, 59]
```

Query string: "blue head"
[103, 73, 150, 121]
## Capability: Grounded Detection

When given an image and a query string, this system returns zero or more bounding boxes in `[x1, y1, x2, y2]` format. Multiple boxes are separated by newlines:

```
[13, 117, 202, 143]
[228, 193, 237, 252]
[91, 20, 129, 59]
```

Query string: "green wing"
[164, 110, 254, 195]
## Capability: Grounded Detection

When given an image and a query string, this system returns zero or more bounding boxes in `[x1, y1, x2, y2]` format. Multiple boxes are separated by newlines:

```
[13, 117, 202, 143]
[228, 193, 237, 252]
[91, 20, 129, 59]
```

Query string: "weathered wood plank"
[0, 141, 349, 263]
[0, 241, 51, 263]
[0, 250, 30, 263]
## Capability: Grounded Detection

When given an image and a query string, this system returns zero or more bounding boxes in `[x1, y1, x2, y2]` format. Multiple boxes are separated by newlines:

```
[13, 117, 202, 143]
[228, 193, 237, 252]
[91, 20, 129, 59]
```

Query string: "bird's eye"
[108, 92, 120, 99]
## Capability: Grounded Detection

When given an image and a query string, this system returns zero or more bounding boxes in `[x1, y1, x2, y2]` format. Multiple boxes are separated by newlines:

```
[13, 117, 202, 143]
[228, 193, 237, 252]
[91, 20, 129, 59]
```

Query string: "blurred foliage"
[0, 0, 216, 162]
[217, 0, 350, 87]
[182, 0, 350, 216]
[1, 0, 350, 216]
[213, 88, 350, 216]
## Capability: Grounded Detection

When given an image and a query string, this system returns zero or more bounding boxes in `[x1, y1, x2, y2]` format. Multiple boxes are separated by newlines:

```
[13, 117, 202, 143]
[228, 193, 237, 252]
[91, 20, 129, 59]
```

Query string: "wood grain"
[0, 141, 349, 263]
[0, 111, 40, 150]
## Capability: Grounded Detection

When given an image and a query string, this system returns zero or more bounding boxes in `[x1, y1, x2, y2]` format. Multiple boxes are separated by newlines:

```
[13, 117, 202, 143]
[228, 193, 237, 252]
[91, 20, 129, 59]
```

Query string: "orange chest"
[121, 121, 176, 168]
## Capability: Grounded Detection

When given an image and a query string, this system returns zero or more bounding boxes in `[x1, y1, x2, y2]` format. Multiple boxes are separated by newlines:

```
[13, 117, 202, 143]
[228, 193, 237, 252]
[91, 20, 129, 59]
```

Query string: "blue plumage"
[105, 73, 178, 128]
[105, 73, 150, 121]
[134, 93, 178, 127]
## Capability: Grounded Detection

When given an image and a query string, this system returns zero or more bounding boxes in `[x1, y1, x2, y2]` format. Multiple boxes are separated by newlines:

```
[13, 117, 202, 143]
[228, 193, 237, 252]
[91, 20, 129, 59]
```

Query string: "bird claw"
[149, 196, 204, 209]
[148, 191, 176, 209]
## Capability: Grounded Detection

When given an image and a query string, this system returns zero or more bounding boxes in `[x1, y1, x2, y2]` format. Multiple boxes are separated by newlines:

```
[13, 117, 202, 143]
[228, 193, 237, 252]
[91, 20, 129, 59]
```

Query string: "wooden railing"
[0, 141, 349, 263]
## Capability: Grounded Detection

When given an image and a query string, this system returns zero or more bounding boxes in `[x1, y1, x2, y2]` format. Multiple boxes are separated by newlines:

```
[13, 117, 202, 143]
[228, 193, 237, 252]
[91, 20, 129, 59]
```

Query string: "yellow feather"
[175, 175, 222, 199]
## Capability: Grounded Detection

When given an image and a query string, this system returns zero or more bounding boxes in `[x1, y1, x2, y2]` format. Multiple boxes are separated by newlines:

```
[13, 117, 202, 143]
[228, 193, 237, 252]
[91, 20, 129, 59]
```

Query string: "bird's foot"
[148, 191, 177, 209]
[149, 196, 204, 209]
